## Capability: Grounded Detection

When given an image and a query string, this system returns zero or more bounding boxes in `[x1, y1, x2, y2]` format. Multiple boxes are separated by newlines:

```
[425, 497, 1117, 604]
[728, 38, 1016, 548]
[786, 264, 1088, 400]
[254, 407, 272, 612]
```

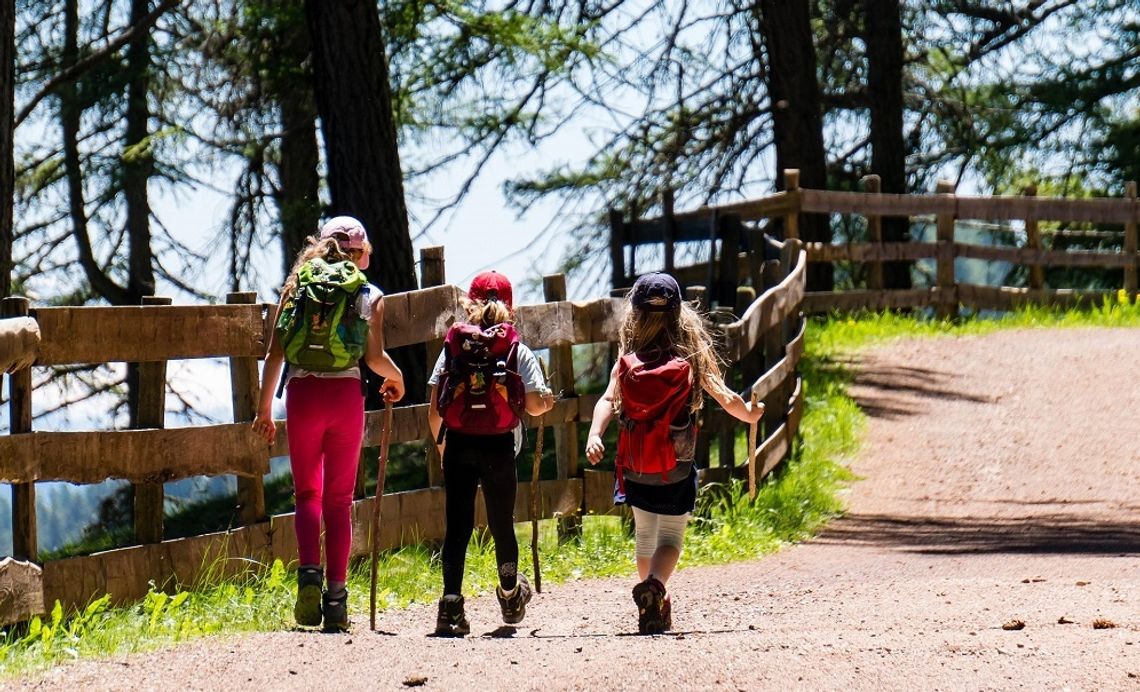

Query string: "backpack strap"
[275, 362, 290, 399]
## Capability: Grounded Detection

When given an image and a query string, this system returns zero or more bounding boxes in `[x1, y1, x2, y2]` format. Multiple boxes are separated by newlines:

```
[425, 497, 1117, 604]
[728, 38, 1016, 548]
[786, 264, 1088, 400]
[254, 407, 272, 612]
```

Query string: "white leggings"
[631, 506, 690, 559]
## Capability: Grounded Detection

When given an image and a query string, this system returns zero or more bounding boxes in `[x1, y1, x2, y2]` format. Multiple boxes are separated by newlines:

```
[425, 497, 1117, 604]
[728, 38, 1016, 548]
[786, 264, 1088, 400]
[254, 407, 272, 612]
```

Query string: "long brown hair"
[281, 236, 356, 299]
[614, 295, 729, 415]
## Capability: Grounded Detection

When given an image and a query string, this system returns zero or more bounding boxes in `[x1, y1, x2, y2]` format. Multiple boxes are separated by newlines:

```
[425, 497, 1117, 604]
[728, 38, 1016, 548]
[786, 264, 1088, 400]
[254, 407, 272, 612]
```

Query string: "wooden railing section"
[0, 236, 806, 623]
[610, 170, 1139, 318]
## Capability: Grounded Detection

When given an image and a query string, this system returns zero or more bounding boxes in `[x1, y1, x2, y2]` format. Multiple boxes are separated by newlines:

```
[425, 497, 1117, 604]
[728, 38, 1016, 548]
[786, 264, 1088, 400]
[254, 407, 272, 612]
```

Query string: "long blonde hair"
[281, 236, 356, 298]
[461, 296, 513, 328]
[614, 296, 730, 415]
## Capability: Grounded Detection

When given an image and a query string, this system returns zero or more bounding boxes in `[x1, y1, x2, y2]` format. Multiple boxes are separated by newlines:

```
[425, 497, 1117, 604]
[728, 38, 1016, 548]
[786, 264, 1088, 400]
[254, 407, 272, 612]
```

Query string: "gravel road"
[17, 327, 1140, 691]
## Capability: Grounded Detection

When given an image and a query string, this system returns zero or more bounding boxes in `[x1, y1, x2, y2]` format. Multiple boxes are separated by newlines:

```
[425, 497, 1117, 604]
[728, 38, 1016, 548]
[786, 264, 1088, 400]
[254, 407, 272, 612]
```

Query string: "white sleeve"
[427, 348, 446, 387]
[516, 345, 551, 395]
[356, 283, 382, 319]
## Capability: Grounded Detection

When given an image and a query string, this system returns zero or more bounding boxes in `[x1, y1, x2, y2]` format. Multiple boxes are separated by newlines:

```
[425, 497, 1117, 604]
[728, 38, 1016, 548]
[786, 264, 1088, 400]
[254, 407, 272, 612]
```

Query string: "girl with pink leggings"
[284, 376, 366, 586]
[253, 216, 404, 632]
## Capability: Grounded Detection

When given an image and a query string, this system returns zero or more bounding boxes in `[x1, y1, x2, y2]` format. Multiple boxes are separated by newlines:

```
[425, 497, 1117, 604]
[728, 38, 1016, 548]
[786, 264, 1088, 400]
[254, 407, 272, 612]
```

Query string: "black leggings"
[441, 431, 519, 595]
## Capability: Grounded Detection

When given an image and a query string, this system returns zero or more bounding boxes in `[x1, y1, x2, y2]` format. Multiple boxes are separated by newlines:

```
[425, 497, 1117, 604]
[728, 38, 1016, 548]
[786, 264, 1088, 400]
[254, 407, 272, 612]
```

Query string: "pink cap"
[320, 216, 370, 270]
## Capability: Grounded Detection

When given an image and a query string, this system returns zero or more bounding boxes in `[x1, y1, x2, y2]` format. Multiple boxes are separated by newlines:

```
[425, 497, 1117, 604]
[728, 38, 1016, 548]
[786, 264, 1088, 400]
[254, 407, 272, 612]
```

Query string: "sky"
[156, 123, 606, 309]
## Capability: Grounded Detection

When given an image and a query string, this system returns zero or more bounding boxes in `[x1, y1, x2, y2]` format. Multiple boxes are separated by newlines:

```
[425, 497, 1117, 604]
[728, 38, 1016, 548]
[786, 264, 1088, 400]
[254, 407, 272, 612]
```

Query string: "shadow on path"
[825, 358, 1000, 420]
[818, 512, 1140, 555]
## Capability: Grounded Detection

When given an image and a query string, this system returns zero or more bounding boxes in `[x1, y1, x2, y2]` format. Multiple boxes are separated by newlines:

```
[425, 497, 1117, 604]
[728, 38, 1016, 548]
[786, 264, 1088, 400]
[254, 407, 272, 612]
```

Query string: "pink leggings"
[285, 376, 364, 584]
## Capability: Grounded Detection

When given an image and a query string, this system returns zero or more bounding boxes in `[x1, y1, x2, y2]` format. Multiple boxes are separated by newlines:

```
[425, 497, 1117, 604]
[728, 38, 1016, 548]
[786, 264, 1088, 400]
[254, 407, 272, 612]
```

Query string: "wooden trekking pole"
[531, 358, 549, 593]
[369, 398, 394, 632]
[748, 390, 760, 500]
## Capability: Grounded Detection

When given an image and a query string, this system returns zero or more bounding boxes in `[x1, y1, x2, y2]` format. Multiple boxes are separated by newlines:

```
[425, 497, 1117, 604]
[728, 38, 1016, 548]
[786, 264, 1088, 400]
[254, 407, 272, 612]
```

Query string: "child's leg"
[631, 506, 689, 585]
[647, 512, 689, 585]
[285, 377, 329, 571]
[478, 436, 520, 591]
[441, 439, 481, 596]
[631, 506, 660, 580]
[318, 378, 366, 588]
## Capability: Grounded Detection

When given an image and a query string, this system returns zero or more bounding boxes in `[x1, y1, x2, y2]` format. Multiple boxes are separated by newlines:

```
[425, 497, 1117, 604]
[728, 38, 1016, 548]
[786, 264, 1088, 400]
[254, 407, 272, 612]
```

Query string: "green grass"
[9, 294, 1136, 677]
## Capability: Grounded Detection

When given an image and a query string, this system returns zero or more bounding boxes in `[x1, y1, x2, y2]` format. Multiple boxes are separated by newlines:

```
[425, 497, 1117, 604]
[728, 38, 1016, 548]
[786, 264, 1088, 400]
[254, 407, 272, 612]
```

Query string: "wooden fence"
[0, 232, 806, 624]
[609, 170, 1140, 317]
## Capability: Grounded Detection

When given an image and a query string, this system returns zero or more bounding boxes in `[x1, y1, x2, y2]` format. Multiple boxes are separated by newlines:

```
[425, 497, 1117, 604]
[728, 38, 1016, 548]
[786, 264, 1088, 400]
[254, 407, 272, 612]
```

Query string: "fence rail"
[610, 170, 1139, 319]
[0, 235, 806, 623]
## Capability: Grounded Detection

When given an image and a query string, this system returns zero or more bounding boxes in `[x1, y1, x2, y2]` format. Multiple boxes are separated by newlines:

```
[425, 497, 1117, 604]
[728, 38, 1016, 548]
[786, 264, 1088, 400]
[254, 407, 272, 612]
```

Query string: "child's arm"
[427, 383, 444, 455]
[525, 390, 555, 416]
[584, 362, 620, 465]
[363, 293, 405, 402]
[701, 370, 764, 424]
[252, 296, 287, 444]
[519, 345, 555, 416]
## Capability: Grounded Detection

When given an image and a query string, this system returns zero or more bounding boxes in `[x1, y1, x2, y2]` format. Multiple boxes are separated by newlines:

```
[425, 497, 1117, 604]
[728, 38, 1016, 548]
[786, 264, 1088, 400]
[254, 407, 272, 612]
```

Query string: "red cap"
[468, 271, 513, 309]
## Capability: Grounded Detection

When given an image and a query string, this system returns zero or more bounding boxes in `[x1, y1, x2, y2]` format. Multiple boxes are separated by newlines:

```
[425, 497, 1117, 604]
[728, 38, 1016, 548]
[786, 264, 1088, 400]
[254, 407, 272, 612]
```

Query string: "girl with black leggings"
[427, 271, 553, 636]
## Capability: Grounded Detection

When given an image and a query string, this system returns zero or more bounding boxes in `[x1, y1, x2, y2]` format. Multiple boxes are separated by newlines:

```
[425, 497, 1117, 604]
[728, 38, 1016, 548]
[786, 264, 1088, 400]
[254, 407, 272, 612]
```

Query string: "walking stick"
[748, 390, 760, 500]
[369, 398, 394, 632]
[531, 359, 549, 593]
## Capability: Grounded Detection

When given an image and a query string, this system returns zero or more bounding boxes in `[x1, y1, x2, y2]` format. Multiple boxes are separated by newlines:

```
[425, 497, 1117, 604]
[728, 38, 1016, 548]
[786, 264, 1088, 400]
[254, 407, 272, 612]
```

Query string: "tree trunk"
[123, 0, 155, 305]
[0, 0, 13, 299]
[63, 0, 122, 304]
[757, 0, 832, 291]
[304, 0, 424, 402]
[864, 0, 911, 290]
[274, 5, 320, 276]
[124, 0, 156, 427]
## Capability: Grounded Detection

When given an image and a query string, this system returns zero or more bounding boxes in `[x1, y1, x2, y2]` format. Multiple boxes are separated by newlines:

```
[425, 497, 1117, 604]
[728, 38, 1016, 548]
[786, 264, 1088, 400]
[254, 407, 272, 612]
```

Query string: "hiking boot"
[496, 573, 533, 625]
[294, 567, 323, 628]
[660, 594, 673, 632]
[632, 577, 668, 634]
[322, 588, 350, 632]
[435, 594, 470, 636]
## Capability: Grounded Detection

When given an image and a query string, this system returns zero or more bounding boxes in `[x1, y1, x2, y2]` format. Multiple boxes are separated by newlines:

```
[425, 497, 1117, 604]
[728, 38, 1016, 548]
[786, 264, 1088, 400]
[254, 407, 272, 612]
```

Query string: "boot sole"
[294, 584, 323, 627]
[633, 582, 665, 634]
[434, 621, 470, 636]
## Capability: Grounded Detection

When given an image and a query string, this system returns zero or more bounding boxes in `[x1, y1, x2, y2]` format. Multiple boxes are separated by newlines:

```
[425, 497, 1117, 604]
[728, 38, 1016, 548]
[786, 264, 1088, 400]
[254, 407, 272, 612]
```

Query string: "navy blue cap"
[630, 272, 682, 312]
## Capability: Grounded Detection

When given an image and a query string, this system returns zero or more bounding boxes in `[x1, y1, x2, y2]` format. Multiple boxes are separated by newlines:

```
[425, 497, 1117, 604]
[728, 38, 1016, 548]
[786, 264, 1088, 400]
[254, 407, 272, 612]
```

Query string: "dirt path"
[16, 328, 1140, 691]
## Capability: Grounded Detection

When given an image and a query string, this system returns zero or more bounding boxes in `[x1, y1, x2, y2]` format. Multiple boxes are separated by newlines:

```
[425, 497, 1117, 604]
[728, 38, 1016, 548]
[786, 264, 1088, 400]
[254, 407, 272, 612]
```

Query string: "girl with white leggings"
[585, 272, 763, 634]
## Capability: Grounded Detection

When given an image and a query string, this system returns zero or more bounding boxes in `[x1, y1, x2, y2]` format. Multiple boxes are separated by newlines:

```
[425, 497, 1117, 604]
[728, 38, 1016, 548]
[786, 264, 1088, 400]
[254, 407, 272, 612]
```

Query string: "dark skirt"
[614, 465, 698, 516]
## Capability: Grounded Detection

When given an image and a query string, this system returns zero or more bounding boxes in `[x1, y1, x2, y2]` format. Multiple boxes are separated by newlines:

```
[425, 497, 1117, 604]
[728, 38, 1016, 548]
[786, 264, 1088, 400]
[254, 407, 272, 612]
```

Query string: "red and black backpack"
[436, 322, 526, 437]
[615, 352, 694, 487]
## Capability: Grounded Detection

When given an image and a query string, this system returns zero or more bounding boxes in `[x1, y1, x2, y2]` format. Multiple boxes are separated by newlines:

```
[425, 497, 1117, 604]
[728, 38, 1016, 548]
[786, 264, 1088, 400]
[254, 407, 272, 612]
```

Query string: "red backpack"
[616, 352, 693, 487]
[436, 322, 526, 436]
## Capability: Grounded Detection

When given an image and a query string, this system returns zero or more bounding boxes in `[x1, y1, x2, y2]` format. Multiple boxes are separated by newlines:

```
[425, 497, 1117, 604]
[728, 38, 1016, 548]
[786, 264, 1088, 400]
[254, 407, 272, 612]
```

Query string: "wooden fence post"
[716, 214, 743, 309]
[783, 169, 801, 241]
[543, 274, 582, 541]
[420, 245, 446, 488]
[133, 296, 171, 545]
[608, 208, 627, 291]
[1023, 185, 1044, 293]
[1126, 181, 1138, 299]
[761, 255, 789, 440]
[662, 189, 677, 276]
[2, 297, 36, 560]
[935, 180, 958, 320]
[862, 175, 884, 291]
[228, 292, 265, 525]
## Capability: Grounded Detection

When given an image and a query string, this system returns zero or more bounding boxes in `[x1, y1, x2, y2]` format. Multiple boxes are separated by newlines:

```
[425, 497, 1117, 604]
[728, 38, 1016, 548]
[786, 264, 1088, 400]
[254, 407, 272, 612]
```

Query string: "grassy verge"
[12, 294, 1135, 676]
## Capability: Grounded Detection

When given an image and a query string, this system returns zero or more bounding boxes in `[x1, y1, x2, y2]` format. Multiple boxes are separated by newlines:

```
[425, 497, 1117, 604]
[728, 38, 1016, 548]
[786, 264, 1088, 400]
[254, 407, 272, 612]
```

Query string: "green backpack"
[275, 258, 370, 372]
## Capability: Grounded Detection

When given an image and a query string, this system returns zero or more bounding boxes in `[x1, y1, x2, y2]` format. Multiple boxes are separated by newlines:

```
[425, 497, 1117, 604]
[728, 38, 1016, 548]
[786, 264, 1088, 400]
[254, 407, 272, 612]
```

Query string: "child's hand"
[251, 411, 277, 445]
[380, 376, 405, 403]
[585, 434, 605, 465]
[745, 399, 765, 424]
